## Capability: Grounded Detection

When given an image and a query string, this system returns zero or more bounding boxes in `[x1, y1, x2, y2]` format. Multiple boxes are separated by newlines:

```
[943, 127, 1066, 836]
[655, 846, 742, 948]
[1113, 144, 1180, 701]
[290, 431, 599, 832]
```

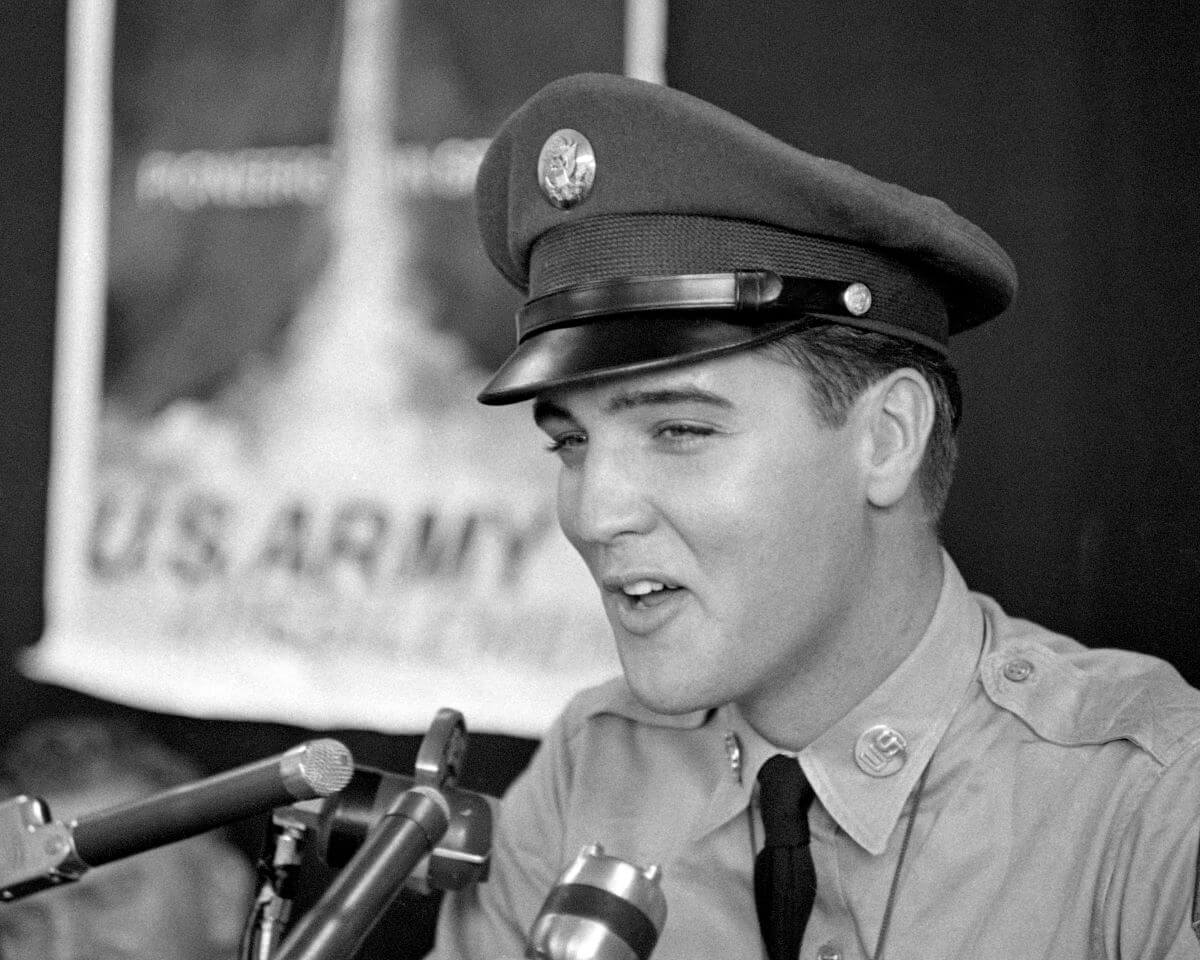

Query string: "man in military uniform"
[433, 73, 1200, 959]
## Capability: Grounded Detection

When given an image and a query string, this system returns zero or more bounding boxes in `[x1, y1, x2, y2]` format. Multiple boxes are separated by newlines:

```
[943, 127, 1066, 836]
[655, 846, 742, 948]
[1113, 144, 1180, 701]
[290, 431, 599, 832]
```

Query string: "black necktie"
[754, 754, 817, 960]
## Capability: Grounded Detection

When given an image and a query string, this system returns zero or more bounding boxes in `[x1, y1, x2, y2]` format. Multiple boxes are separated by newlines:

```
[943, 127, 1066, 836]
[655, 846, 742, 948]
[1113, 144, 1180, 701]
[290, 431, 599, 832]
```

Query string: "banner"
[31, 0, 640, 736]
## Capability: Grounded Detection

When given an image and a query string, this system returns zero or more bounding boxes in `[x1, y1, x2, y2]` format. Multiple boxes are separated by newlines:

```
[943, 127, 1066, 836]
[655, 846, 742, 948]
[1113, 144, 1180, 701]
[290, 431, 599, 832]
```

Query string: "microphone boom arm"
[0, 738, 353, 902]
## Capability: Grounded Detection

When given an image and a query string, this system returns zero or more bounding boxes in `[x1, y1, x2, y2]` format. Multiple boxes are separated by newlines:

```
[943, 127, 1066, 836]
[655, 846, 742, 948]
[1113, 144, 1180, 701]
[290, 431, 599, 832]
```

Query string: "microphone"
[245, 771, 492, 960]
[265, 707, 489, 960]
[0, 738, 353, 901]
[276, 706, 493, 893]
[526, 844, 667, 960]
[272, 785, 452, 960]
[307, 765, 495, 893]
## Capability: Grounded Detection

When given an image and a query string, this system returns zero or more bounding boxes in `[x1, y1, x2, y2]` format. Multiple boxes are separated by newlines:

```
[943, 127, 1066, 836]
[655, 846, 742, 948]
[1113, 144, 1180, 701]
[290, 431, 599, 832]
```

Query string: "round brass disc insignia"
[537, 128, 596, 209]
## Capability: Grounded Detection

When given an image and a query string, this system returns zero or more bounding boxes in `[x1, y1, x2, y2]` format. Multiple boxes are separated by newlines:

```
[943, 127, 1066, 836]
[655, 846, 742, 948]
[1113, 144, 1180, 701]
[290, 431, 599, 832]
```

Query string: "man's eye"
[544, 431, 587, 454]
[656, 423, 715, 442]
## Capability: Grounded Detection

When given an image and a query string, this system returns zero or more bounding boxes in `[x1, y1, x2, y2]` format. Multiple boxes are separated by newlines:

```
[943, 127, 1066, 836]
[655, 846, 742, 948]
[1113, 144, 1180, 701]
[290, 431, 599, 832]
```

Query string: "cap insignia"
[537, 128, 596, 209]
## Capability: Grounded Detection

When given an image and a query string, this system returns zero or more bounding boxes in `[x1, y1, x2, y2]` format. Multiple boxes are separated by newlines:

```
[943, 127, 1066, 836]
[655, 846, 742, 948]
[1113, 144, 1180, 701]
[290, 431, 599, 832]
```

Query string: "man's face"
[534, 350, 871, 718]
[0, 780, 237, 960]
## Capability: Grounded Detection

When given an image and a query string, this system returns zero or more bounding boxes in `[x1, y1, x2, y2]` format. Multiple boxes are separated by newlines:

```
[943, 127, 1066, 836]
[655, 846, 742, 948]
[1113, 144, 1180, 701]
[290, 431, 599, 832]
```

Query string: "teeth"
[623, 580, 667, 596]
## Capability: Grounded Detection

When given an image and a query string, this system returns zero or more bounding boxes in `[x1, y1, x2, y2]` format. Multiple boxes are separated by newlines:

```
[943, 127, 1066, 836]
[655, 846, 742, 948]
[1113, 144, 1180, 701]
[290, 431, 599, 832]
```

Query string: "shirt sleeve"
[429, 709, 576, 960]
[1103, 741, 1200, 959]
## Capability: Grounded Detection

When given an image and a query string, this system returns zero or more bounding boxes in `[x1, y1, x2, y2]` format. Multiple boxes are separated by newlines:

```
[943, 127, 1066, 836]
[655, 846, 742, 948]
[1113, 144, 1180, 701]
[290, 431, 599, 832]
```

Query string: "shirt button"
[1003, 658, 1035, 682]
[816, 944, 842, 960]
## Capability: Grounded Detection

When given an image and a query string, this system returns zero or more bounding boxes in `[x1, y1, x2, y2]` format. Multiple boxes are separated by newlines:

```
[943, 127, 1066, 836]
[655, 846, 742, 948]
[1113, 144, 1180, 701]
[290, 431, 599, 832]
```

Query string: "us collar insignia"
[537, 128, 596, 209]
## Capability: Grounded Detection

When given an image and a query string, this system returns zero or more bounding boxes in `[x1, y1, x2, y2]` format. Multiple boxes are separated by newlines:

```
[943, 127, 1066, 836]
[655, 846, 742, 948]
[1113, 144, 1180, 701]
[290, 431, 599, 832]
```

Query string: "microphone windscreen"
[526, 843, 666, 960]
[281, 739, 355, 798]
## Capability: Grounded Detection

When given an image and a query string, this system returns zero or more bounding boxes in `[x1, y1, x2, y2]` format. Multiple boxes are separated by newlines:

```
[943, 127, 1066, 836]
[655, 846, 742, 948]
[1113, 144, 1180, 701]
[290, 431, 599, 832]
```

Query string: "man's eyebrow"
[604, 386, 734, 413]
[533, 386, 734, 428]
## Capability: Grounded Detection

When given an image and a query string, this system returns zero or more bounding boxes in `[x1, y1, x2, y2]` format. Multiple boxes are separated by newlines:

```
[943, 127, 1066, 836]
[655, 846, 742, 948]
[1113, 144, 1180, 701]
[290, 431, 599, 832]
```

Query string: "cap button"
[854, 724, 908, 777]
[842, 282, 872, 316]
[816, 943, 843, 960]
[1003, 658, 1035, 683]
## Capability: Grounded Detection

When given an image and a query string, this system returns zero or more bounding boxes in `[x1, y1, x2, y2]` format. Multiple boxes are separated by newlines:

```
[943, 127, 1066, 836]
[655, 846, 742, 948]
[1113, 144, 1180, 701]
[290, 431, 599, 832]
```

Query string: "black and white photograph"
[0, 1, 1197, 958]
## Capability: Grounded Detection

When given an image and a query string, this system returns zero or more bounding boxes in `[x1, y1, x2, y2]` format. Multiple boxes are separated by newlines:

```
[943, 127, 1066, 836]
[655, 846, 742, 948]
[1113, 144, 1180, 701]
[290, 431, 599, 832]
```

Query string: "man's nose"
[563, 446, 655, 545]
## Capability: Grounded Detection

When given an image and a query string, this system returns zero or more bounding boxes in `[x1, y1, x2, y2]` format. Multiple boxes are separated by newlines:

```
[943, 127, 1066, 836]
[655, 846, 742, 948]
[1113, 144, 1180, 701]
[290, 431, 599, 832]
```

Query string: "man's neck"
[738, 530, 946, 752]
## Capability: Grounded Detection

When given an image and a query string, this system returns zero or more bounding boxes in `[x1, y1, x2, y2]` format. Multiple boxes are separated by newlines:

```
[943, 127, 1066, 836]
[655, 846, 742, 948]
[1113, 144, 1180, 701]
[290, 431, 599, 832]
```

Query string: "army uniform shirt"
[435, 555, 1200, 959]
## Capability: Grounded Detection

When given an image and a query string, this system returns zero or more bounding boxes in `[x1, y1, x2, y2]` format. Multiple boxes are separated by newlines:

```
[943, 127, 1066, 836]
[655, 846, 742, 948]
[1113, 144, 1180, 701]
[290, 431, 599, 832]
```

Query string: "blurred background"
[0, 0, 1198, 957]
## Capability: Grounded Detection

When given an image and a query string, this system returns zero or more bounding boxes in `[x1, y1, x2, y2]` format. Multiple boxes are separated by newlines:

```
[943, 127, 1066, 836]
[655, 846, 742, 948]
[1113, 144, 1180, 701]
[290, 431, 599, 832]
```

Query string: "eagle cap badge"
[537, 128, 596, 209]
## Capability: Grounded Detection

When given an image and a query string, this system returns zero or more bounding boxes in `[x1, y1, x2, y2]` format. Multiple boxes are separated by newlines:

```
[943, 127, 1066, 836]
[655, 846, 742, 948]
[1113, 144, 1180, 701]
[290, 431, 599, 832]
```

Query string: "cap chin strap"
[516, 271, 947, 356]
[516, 270, 873, 338]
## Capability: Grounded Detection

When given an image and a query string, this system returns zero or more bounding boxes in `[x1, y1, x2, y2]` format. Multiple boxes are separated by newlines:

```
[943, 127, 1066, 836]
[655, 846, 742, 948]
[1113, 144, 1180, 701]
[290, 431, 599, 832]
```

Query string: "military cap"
[475, 73, 1017, 405]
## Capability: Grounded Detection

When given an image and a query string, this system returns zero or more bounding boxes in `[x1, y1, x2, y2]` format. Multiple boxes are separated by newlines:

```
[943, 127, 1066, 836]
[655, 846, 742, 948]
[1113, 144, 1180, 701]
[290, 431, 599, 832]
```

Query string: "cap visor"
[477, 312, 806, 405]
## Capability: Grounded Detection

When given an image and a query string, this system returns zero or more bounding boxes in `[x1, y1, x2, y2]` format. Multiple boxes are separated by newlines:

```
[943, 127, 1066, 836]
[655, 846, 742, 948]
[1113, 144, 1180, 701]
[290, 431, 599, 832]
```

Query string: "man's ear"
[859, 368, 935, 509]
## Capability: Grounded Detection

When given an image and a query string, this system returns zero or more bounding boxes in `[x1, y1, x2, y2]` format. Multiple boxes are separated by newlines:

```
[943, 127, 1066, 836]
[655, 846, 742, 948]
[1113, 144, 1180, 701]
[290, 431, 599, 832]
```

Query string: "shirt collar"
[696, 550, 985, 855]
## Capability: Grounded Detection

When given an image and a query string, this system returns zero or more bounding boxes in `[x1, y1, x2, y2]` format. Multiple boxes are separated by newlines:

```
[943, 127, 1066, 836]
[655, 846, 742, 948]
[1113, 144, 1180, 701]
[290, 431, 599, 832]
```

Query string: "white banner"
[31, 0, 644, 736]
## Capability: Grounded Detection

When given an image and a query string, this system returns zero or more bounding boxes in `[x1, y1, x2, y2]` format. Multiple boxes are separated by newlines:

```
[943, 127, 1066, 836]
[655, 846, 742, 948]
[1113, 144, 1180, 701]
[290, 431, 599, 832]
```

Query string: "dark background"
[1, 2, 1198, 957]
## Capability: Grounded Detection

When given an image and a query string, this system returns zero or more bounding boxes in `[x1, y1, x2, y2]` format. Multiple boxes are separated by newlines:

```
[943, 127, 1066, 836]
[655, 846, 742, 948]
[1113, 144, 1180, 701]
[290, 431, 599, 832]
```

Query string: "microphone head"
[526, 844, 666, 960]
[279, 739, 355, 799]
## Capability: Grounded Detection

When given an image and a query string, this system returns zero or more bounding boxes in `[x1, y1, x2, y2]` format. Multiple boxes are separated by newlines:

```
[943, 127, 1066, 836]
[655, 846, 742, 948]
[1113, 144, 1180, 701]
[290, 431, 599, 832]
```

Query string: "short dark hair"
[752, 324, 961, 519]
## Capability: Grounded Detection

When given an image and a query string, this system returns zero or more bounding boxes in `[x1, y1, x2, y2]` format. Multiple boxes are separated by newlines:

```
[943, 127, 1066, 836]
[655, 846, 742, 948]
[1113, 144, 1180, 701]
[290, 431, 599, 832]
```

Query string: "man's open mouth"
[621, 580, 683, 608]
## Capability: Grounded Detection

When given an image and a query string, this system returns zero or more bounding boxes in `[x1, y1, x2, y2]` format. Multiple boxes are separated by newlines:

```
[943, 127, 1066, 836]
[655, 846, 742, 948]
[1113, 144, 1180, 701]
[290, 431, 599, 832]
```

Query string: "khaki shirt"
[435, 556, 1200, 959]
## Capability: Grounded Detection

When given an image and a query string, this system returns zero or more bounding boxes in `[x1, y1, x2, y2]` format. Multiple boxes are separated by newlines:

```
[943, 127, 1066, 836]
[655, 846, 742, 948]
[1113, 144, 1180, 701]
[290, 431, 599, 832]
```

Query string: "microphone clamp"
[0, 795, 88, 901]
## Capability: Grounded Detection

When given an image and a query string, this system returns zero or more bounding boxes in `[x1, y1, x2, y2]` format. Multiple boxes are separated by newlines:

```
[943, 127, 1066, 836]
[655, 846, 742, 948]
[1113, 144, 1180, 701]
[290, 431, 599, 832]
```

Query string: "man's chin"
[623, 673, 718, 718]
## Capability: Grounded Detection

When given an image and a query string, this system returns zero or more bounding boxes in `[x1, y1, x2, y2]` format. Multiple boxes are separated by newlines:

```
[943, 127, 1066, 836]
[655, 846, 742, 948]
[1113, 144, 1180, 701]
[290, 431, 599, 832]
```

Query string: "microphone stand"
[268, 707, 467, 960]
[271, 785, 450, 960]
[241, 816, 308, 960]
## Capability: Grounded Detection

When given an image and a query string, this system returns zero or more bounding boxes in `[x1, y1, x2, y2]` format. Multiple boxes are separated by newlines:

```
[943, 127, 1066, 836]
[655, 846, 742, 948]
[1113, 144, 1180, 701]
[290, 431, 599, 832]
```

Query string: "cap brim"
[477, 312, 808, 405]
